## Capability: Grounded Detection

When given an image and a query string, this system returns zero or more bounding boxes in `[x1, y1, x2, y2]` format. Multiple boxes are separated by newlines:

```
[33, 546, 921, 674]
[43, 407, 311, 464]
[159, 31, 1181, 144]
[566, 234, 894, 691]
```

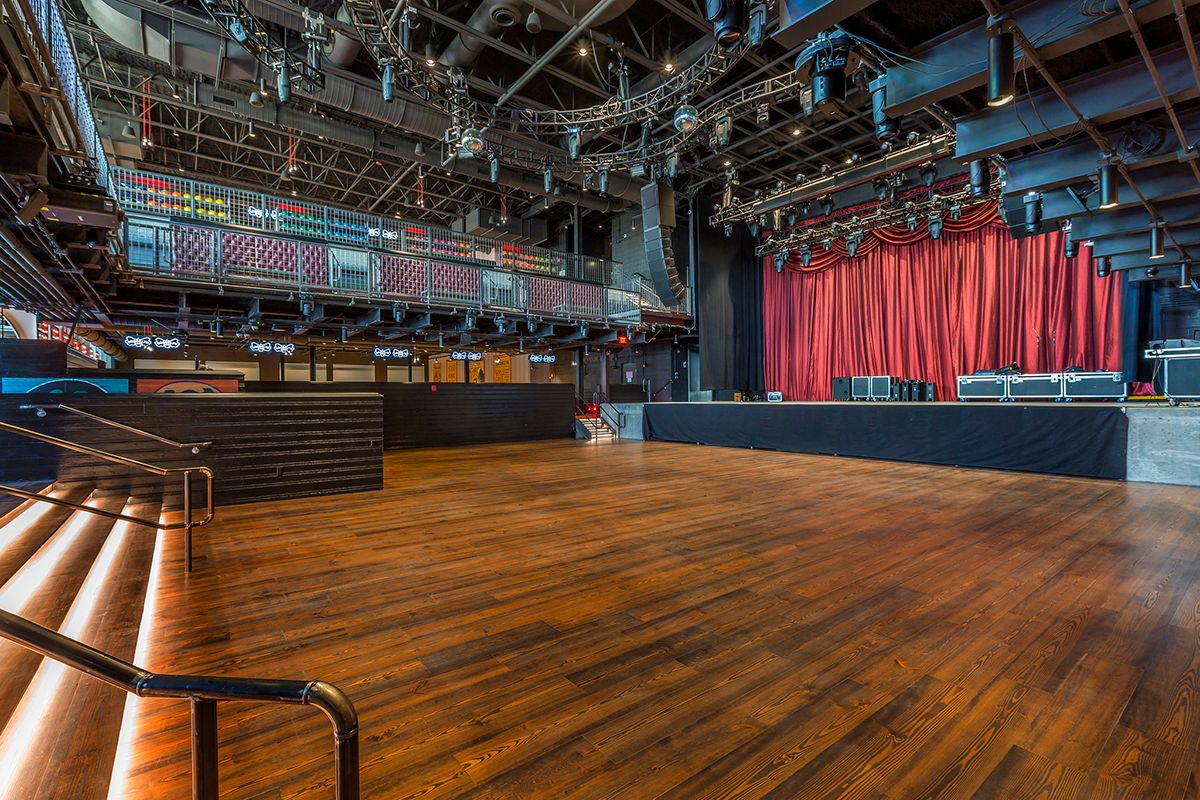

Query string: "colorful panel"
[136, 378, 240, 394]
[2, 377, 129, 395]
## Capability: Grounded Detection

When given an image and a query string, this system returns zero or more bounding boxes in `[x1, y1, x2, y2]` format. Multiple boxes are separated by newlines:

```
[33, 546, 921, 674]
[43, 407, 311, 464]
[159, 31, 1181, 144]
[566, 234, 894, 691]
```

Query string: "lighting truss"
[199, 0, 325, 91]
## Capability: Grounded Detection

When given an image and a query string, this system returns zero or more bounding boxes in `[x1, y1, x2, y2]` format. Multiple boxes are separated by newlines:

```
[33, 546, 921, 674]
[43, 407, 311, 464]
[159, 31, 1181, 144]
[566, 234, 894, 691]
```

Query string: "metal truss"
[198, 0, 325, 90]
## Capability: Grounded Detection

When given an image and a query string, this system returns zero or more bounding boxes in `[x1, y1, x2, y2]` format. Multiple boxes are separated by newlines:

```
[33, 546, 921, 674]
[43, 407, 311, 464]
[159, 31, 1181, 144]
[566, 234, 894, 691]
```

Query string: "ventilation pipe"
[439, 0, 522, 68]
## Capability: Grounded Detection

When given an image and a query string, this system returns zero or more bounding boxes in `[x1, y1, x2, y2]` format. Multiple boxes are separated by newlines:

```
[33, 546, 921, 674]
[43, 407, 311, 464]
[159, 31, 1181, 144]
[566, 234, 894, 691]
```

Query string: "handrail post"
[336, 730, 360, 800]
[191, 698, 219, 800]
[183, 470, 193, 574]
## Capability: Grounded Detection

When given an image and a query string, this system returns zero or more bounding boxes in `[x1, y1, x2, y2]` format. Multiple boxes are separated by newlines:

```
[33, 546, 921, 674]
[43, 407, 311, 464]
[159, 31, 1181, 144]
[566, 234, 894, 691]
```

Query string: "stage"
[642, 401, 1200, 484]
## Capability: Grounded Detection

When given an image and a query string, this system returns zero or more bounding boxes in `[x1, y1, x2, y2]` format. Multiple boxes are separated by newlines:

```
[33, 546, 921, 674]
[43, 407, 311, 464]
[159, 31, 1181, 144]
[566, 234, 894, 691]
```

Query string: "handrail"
[0, 421, 214, 573]
[20, 404, 212, 453]
[0, 609, 359, 800]
[599, 402, 625, 436]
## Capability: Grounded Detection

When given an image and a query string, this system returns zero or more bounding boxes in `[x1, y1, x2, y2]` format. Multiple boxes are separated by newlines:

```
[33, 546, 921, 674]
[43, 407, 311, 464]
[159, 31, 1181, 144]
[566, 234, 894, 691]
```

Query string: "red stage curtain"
[763, 210, 1123, 400]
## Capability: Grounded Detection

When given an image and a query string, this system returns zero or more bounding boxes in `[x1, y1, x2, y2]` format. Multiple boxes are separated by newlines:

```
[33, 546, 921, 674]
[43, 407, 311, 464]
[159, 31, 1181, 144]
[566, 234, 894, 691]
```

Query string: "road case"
[1008, 373, 1065, 401]
[1063, 371, 1127, 400]
[957, 374, 1008, 401]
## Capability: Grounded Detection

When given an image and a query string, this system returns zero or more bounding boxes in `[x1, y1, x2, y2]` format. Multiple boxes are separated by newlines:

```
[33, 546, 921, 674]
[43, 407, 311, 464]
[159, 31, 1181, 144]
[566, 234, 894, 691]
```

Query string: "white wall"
[332, 364, 374, 382]
[284, 362, 323, 382]
[388, 365, 426, 382]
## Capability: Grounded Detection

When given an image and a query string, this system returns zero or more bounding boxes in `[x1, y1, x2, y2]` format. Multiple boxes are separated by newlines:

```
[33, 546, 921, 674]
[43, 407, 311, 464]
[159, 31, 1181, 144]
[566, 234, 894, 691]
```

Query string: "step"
[0, 491, 128, 733]
[0, 497, 162, 800]
[0, 483, 96, 590]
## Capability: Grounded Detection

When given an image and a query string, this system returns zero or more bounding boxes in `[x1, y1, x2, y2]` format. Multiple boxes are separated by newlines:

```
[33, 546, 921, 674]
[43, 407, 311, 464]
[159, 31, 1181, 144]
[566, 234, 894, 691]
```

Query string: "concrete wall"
[1126, 407, 1200, 486]
[607, 403, 645, 440]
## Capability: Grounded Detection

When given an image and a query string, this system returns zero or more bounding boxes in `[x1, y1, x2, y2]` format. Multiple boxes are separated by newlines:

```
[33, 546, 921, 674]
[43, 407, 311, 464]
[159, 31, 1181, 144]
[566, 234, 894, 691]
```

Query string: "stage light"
[249, 78, 268, 108]
[275, 62, 291, 103]
[846, 235, 860, 258]
[921, 163, 937, 187]
[773, 250, 786, 272]
[578, 45, 589, 57]
[543, 164, 554, 194]
[598, 163, 609, 193]
[786, 211, 798, 226]
[987, 23, 1015, 107]
[414, 141, 426, 157]
[1063, 223, 1078, 259]
[1180, 262, 1194, 288]
[708, 0, 746, 48]
[382, 60, 395, 102]
[969, 158, 990, 197]
[1023, 191, 1042, 234]
[1098, 162, 1120, 209]
[664, 62, 676, 74]
[674, 104, 700, 134]
[246, 120, 256, 139]
[489, 152, 500, 183]
[425, 43, 436, 67]
[526, 9, 541, 33]
[714, 113, 732, 147]
[800, 246, 812, 267]
[461, 126, 485, 155]
[929, 214, 943, 240]
[820, 196, 834, 216]
[749, 219, 759, 237]
[870, 75, 898, 142]
[907, 215, 917, 232]
[1150, 223, 1165, 259]
[747, 2, 767, 46]
[168, 81, 181, 99]
[756, 104, 769, 126]
[723, 223, 733, 238]
[566, 126, 581, 159]
[797, 32, 856, 117]
[1096, 255, 1112, 277]
[122, 121, 137, 139]
[665, 149, 680, 178]
[1145, 266, 1158, 279]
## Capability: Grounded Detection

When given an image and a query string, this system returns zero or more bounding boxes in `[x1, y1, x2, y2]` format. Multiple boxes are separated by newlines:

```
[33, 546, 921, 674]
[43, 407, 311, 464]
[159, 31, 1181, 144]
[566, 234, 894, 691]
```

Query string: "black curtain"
[694, 194, 764, 394]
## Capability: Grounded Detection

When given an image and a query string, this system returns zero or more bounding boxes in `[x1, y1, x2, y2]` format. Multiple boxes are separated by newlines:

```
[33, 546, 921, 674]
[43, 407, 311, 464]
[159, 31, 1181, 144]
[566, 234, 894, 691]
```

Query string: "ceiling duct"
[439, 0, 522, 68]
[241, 0, 363, 68]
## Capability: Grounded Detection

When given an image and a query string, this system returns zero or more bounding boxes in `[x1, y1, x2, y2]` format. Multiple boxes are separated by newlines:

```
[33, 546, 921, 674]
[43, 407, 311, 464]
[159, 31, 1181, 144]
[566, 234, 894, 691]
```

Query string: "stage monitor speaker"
[924, 382, 937, 401]
[641, 182, 685, 305]
[832, 376, 851, 400]
[851, 376, 871, 400]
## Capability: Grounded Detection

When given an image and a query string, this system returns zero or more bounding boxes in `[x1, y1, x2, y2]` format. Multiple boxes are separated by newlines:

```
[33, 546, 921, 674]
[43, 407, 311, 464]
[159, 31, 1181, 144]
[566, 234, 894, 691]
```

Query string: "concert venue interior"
[1, 0, 1200, 796]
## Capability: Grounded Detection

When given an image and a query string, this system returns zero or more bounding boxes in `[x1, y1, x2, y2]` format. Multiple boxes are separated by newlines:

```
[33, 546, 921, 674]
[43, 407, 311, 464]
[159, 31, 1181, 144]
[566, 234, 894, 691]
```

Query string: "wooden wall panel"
[244, 382, 576, 449]
[0, 393, 383, 506]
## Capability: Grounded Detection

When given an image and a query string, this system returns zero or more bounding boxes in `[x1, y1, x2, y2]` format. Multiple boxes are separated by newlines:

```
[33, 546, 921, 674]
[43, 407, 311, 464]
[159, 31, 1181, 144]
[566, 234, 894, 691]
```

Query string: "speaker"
[832, 376, 851, 400]
[924, 382, 937, 402]
[888, 384, 901, 402]
[641, 182, 685, 305]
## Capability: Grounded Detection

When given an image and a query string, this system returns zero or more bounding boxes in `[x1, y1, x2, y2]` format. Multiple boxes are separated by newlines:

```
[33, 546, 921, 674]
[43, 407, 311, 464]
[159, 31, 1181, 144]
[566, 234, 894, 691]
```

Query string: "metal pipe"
[495, 0, 620, 106]
[21, 404, 211, 451]
[191, 698, 219, 800]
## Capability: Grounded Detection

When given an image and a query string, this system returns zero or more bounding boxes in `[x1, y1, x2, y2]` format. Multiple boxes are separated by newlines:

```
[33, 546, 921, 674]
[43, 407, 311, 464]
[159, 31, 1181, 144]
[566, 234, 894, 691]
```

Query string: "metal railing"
[21, 404, 212, 453]
[125, 217, 660, 326]
[0, 609, 359, 800]
[0, 422, 214, 573]
[114, 168, 615, 283]
[599, 402, 625, 438]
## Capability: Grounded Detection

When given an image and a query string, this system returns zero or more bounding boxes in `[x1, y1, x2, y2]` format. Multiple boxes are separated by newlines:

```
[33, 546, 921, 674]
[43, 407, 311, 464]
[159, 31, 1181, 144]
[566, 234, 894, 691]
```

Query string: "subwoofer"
[832, 376, 851, 400]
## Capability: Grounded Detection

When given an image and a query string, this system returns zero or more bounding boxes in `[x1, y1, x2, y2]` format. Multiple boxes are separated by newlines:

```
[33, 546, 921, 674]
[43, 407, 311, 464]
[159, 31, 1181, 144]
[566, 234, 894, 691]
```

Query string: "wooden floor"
[118, 440, 1200, 799]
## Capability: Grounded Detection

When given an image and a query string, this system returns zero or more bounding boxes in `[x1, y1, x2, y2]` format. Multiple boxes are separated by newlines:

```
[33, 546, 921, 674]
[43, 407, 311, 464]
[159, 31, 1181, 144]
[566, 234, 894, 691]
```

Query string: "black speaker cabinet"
[924, 382, 938, 402]
[832, 376, 851, 400]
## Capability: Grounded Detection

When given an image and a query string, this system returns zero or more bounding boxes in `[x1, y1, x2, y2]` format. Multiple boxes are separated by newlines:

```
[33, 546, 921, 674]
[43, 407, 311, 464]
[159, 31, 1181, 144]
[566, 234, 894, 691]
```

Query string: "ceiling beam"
[773, 0, 883, 49]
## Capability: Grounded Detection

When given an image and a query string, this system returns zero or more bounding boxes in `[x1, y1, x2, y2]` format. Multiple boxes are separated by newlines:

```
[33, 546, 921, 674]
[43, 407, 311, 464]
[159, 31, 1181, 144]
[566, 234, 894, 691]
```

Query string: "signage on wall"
[123, 333, 184, 351]
[372, 346, 411, 359]
[450, 350, 483, 361]
[248, 340, 297, 356]
[528, 353, 557, 364]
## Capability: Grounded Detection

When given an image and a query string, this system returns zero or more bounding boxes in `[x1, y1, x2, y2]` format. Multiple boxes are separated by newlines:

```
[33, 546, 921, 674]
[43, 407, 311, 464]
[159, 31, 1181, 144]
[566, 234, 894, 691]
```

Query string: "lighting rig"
[199, 0, 327, 94]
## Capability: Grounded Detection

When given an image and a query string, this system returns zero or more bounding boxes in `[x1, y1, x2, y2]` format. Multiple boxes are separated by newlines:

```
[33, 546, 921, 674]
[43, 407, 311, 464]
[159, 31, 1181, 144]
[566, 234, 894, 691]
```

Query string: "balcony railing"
[113, 168, 616, 284]
[125, 218, 659, 325]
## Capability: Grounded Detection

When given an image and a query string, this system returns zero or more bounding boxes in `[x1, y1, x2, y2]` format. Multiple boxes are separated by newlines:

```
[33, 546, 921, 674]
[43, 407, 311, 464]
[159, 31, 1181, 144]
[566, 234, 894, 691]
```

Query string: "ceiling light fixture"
[673, 103, 699, 133]
[1149, 222, 1165, 259]
[1098, 162, 1120, 209]
[986, 19, 1015, 107]
[526, 9, 542, 33]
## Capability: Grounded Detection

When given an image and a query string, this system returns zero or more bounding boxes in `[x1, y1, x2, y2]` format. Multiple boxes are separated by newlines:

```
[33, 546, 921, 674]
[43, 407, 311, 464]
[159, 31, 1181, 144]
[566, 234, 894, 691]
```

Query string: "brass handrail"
[0, 421, 214, 573]
[0, 609, 360, 800]
[20, 404, 212, 453]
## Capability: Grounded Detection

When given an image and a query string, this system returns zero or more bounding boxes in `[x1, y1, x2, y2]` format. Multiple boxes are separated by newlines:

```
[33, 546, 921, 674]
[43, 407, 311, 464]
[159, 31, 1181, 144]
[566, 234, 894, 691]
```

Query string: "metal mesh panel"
[526, 276, 569, 314]
[429, 262, 480, 306]
[328, 208, 373, 246]
[481, 270, 522, 310]
[114, 170, 196, 216]
[171, 226, 217, 279]
[222, 185, 265, 229]
[568, 282, 604, 318]
[191, 182, 235, 224]
[376, 255, 427, 299]
[300, 244, 330, 289]
[402, 224, 431, 254]
[605, 288, 640, 322]
[271, 198, 325, 238]
[329, 247, 372, 294]
[125, 221, 165, 270]
[222, 232, 297, 285]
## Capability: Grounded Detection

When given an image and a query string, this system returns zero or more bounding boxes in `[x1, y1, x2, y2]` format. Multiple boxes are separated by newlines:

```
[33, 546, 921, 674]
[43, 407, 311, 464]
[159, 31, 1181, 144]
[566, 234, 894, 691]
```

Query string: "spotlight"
[425, 43, 436, 67]
[673, 103, 700, 134]
[1096, 255, 1112, 277]
[714, 112, 732, 147]
[543, 164, 554, 194]
[1063, 223, 1077, 259]
[249, 78, 268, 108]
[598, 163, 609, 193]
[928, 214, 943, 240]
[747, 2, 767, 47]
[721, 183, 733, 208]
[122, 121, 137, 139]
[169, 81, 181, 99]
[986, 21, 1015, 107]
[664, 62, 676, 74]
[382, 60, 395, 102]
[1145, 266, 1158, 279]
[796, 31, 858, 117]
[819, 195, 834, 216]
[461, 126, 485, 155]
[665, 149, 680, 179]
[229, 18, 249, 43]
[1023, 191, 1042, 234]
[969, 158, 990, 197]
[846, 235, 860, 258]
[414, 141, 426, 157]
[526, 8, 541, 33]
[617, 61, 631, 99]
[870, 75, 898, 142]
[287, 163, 302, 178]
[907, 215, 918, 232]
[489, 152, 500, 183]
[705, 0, 747, 48]
[800, 246, 812, 267]
[773, 250, 786, 272]
[749, 219, 759, 237]
[1180, 262, 1193, 288]
[1098, 162, 1119, 208]
[723, 223, 733, 238]
[1150, 223, 1165, 259]
[786, 211, 798, 226]
[921, 163, 937, 187]
[247, 120, 256, 138]
[276, 61, 291, 103]
[639, 120, 652, 150]
[578, 45, 589, 57]
[566, 126, 581, 159]
[756, 104, 769, 126]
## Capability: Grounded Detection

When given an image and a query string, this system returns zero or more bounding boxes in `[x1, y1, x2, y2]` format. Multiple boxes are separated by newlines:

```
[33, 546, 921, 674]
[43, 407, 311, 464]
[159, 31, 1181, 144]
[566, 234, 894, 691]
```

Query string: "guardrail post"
[183, 471, 193, 574]
[191, 698, 219, 800]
